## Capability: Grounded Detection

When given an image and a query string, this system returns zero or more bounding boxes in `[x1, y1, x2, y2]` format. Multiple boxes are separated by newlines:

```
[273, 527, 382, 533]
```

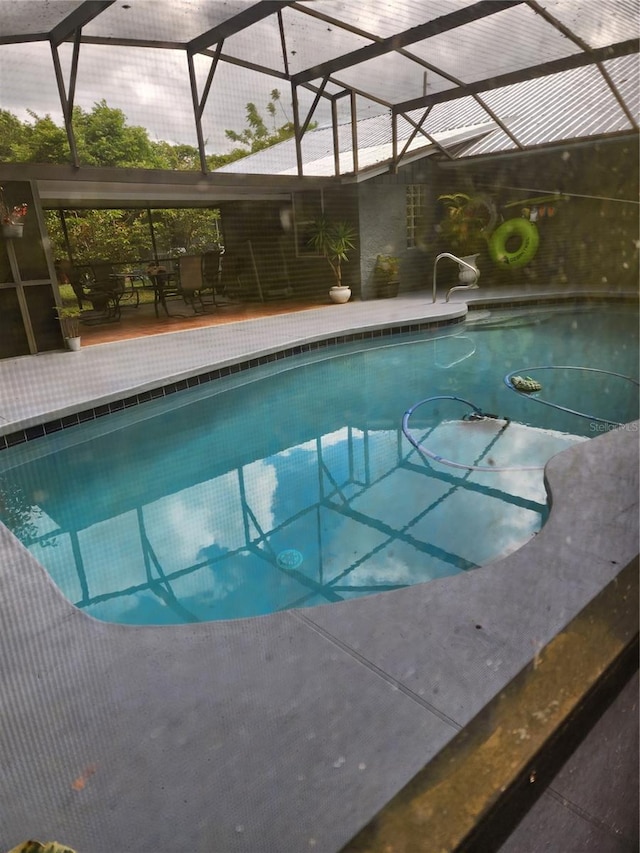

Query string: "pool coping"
[0, 315, 465, 449]
[1, 289, 637, 446]
[0, 291, 638, 852]
[0, 298, 467, 441]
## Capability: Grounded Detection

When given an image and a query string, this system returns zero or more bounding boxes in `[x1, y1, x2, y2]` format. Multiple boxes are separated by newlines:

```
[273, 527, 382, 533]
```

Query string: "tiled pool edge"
[1, 291, 636, 450]
[0, 316, 463, 451]
[466, 291, 640, 310]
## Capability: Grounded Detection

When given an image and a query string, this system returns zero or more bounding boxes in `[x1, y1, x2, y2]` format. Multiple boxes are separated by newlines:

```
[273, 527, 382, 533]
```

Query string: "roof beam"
[277, 9, 291, 77]
[50, 0, 115, 47]
[187, 44, 221, 174]
[292, 1, 524, 85]
[294, 0, 524, 152]
[206, 51, 288, 80]
[395, 108, 458, 163]
[299, 78, 329, 137]
[187, 1, 296, 55]
[442, 129, 639, 166]
[198, 42, 224, 120]
[50, 33, 83, 168]
[0, 162, 335, 188]
[524, 0, 639, 131]
[0, 32, 51, 46]
[327, 78, 393, 109]
[394, 39, 640, 113]
[64, 35, 186, 49]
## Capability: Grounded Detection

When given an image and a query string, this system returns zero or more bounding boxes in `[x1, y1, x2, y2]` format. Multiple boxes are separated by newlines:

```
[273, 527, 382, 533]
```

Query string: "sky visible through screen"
[0, 1, 631, 157]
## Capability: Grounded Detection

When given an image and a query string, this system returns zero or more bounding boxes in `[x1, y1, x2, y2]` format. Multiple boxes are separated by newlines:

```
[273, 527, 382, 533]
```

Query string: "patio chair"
[56, 259, 91, 309]
[217, 254, 245, 302]
[202, 249, 224, 306]
[177, 255, 207, 313]
[82, 262, 124, 323]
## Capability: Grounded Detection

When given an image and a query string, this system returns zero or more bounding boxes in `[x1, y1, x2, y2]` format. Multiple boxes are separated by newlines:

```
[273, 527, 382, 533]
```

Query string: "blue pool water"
[1, 305, 638, 625]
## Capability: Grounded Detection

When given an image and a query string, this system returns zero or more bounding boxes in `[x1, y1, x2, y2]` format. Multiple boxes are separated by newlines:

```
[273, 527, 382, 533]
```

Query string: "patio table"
[143, 268, 180, 317]
[109, 271, 146, 307]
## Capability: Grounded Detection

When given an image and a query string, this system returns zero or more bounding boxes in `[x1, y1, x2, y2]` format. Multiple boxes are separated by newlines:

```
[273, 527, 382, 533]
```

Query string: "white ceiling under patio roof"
[0, 0, 637, 187]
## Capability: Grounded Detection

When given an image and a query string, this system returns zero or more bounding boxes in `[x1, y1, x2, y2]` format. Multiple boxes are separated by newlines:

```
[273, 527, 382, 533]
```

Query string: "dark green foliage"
[308, 216, 357, 286]
[1, 95, 302, 266]
[0, 92, 302, 171]
[222, 89, 310, 159]
[45, 207, 223, 268]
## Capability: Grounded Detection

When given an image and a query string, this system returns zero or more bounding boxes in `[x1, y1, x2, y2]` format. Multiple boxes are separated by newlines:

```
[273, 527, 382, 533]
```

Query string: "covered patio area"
[76, 292, 331, 346]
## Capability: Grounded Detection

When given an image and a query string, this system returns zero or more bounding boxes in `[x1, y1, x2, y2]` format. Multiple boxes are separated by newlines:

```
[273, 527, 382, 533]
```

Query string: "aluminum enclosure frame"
[0, 0, 637, 183]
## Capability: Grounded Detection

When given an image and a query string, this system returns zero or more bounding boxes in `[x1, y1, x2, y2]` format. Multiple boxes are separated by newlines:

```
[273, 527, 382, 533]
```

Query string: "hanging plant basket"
[2, 223, 24, 239]
[0, 188, 28, 238]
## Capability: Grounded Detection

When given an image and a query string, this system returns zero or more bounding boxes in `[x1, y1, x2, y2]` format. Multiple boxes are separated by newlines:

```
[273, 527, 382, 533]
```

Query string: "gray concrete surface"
[0, 292, 637, 852]
[499, 671, 639, 853]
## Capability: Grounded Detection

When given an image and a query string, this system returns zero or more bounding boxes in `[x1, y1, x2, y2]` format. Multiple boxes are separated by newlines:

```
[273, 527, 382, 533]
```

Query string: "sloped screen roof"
[0, 0, 637, 178]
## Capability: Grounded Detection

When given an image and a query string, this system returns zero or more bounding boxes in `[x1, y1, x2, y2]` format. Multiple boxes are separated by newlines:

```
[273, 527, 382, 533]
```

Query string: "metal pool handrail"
[432, 252, 479, 303]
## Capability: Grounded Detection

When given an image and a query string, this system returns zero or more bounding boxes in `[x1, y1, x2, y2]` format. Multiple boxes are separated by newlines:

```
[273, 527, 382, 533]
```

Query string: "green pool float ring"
[510, 375, 542, 393]
[489, 218, 540, 269]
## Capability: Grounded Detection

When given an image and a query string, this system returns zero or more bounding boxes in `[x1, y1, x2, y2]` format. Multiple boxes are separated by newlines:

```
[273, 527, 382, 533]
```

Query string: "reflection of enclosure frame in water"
[402, 395, 545, 473]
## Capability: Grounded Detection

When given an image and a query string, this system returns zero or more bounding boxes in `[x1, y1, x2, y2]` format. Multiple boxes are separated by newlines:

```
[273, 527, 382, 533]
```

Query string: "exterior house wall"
[358, 159, 438, 300]
[353, 137, 638, 301]
[219, 187, 360, 301]
[430, 137, 639, 295]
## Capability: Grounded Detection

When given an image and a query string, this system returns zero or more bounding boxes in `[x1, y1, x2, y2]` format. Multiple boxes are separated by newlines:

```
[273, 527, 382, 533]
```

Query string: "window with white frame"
[406, 184, 426, 248]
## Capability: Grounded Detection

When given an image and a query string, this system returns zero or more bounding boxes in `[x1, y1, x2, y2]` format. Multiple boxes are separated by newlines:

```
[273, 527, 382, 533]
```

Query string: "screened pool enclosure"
[0, 1, 638, 356]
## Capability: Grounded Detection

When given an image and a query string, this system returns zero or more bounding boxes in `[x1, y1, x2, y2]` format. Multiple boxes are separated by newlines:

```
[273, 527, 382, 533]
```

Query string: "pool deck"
[0, 290, 638, 852]
[0, 286, 634, 438]
[0, 293, 464, 437]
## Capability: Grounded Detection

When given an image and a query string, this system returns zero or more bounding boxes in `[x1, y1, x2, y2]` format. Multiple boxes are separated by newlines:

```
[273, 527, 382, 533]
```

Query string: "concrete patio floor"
[0, 289, 637, 852]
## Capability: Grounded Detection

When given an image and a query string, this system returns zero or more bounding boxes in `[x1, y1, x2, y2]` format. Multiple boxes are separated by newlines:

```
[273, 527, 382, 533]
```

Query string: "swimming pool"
[0, 305, 637, 625]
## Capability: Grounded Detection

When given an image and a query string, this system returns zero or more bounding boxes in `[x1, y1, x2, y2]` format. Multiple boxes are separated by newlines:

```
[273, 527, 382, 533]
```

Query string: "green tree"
[149, 208, 222, 255]
[73, 100, 162, 168]
[223, 90, 306, 156]
[46, 206, 222, 268]
[225, 101, 269, 150]
[0, 101, 188, 169]
[0, 109, 25, 162]
[12, 110, 70, 163]
[47, 208, 153, 265]
[0, 95, 302, 170]
[152, 140, 201, 171]
[266, 89, 288, 130]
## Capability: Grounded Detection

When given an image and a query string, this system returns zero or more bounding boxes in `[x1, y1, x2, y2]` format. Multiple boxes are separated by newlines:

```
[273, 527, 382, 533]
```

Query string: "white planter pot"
[66, 336, 81, 352]
[2, 223, 24, 239]
[457, 254, 480, 285]
[329, 285, 351, 304]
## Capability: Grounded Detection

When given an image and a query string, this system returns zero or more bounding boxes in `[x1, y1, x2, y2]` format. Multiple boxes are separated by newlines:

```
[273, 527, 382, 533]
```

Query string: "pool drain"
[276, 549, 303, 570]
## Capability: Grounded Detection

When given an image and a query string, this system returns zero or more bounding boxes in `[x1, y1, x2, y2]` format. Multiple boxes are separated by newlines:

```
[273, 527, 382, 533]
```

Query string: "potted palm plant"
[55, 305, 82, 351]
[374, 254, 400, 298]
[308, 216, 357, 303]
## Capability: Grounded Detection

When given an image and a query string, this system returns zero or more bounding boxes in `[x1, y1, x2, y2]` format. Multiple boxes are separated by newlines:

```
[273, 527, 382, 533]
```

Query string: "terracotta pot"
[376, 279, 399, 298]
